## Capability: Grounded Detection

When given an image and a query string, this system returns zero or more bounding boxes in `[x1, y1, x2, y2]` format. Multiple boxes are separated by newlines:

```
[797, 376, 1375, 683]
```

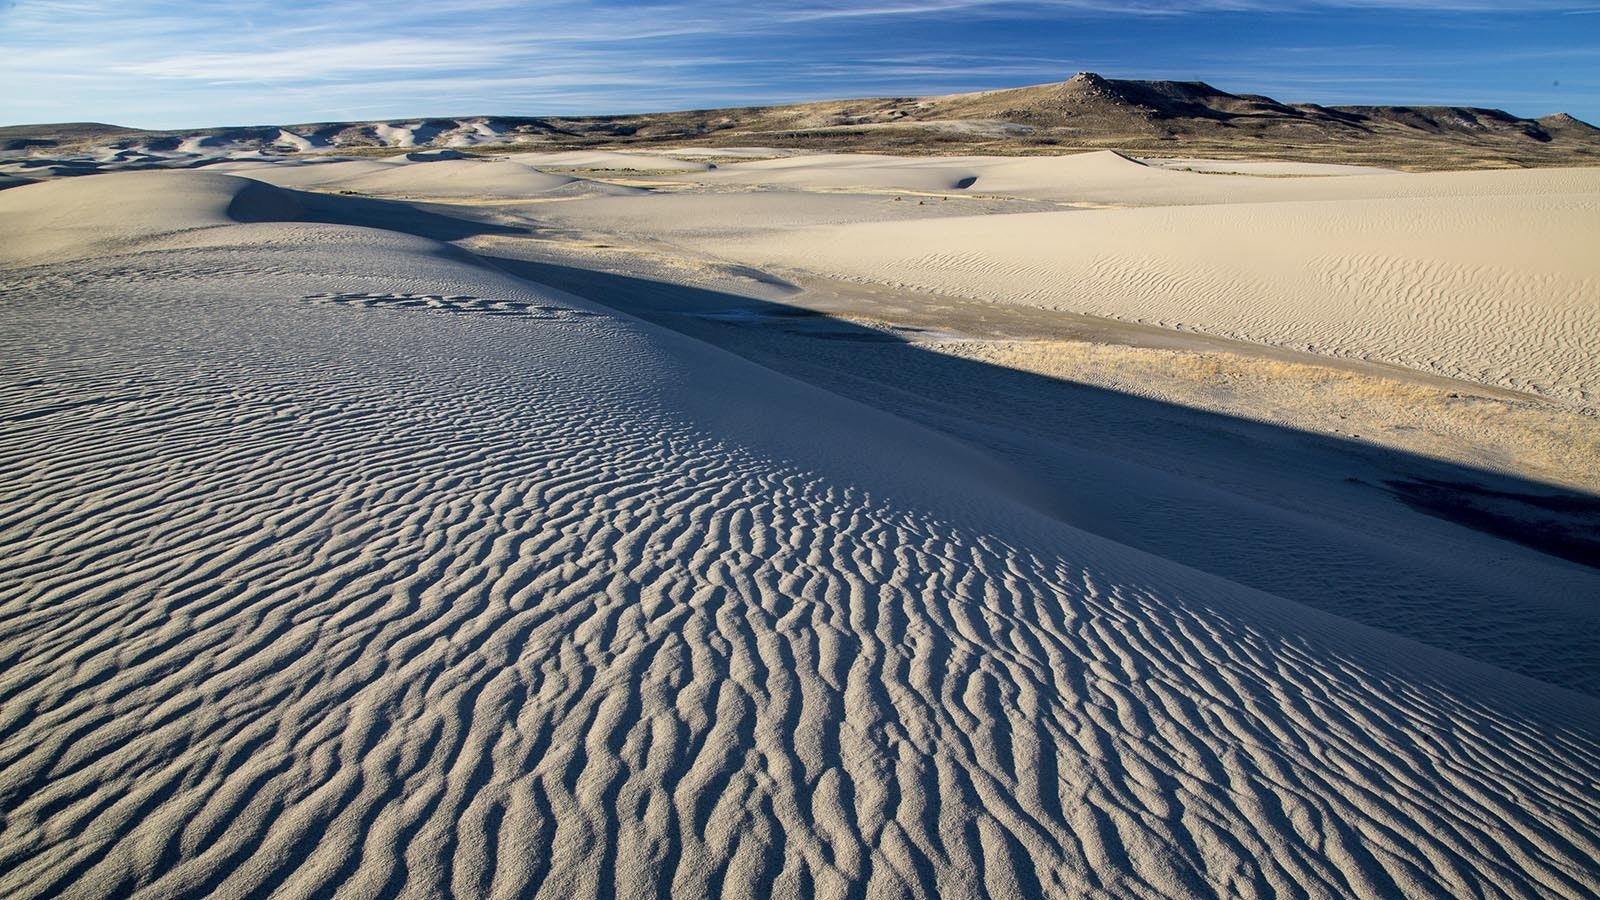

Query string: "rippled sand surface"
[2, 165, 1597, 899]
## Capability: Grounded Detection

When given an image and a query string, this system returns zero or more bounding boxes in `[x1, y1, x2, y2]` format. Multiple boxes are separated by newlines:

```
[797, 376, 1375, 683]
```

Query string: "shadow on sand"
[275, 187, 1599, 694]
[481, 256, 1600, 696]
[296, 192, 530, 243]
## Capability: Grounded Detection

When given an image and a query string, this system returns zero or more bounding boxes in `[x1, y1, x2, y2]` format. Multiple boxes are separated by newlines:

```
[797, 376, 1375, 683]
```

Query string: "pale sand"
[938, 337, 1600, 489]
[502, 150, 715, 172]
[681, 148, 1595, 204]
[458, 151, 1599, 407]
[219, 157, 602, 200]
[2, 162, 1599, 899]
[1138, 158, 1406, 176]
[204, 157, 414, 189]
[481, 243, 1600, 694]
[696, 169, 1600, 408]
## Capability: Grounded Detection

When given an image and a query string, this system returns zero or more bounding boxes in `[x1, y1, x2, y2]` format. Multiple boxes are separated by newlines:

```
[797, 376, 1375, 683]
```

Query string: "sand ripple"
[714, 187, 1600, 409]
[2, 241, 1598, 899]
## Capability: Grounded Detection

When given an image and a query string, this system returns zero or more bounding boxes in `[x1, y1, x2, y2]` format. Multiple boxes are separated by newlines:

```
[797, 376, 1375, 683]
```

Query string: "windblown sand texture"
[689, 154, 1600, 407]
[2, 150, 1599, 900]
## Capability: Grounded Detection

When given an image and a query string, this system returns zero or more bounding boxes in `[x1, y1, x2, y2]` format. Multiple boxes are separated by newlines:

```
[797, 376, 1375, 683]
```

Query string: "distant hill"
[5, 74, 1598, 170]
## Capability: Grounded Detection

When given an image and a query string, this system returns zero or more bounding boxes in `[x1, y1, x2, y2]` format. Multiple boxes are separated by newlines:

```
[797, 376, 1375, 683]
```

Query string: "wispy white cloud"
[113, 40, 516, 80]
[1, 0, 1595, 126]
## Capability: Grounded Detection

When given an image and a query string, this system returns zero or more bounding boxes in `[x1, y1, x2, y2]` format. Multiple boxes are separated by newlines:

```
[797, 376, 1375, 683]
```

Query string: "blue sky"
[3, 1, 1597, 129]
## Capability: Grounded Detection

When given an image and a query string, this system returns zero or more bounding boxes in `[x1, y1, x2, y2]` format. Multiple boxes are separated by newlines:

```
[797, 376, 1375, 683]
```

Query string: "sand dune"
[0, 170, 302, 265]
[504, 150, 714, 172]
[703, 171, 1600, 407]
[330, 158, 588, 199]
[3, 167, 1599, 899]
[207, 157, 411, 189]
[1140, 158, 1404, 176]
[222, 156, 651, 201]
[688, 149, 1596, 205]
[373, 121, 439, 148]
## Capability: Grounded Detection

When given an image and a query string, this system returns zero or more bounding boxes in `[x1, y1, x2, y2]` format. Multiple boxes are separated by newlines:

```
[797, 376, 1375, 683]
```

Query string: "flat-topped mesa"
[1063, 71, 1117, 102]
[1053, 75, 1263, 121]
[1540, 112, 1600, 133]
[3, 75, 1597, 171]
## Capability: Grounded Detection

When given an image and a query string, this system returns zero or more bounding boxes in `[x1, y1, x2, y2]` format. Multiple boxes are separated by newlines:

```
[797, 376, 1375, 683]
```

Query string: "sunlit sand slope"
[691, 149, 1595, 204]
[1, 173, 1597, 899]
[711, 174, 1600, 407]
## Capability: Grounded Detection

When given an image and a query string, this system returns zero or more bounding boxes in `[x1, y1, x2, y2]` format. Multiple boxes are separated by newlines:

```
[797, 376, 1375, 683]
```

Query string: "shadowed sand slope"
[484, 260, 1600, 697]
[2, 173, 1599, 899]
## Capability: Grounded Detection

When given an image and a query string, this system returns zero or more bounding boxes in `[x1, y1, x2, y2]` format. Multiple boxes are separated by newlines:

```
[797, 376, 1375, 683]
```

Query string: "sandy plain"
[1, 147, 1598, 899]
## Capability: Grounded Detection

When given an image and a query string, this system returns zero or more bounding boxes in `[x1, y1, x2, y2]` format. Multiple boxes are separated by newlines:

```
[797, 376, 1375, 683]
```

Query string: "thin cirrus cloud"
[1, 0, 1596, 127]
[111, 40, 518, 81]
